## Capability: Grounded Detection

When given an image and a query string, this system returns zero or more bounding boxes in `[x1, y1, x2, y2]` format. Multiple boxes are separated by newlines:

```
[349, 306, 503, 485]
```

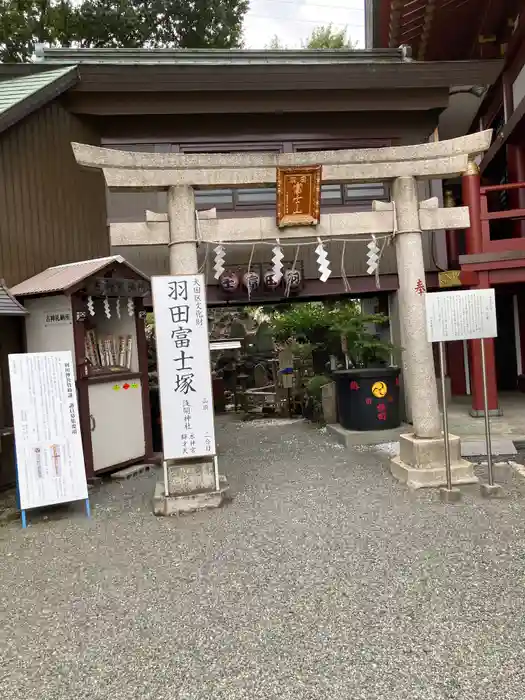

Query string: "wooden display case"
[10, 256, 153, 478]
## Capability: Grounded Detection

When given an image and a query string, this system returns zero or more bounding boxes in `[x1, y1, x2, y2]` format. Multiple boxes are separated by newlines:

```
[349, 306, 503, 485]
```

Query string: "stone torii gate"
[72, 131, 492, 506]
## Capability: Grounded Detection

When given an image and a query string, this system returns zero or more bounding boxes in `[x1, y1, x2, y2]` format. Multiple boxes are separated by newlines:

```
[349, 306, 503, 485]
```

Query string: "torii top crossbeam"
[72, 131, 492, 190]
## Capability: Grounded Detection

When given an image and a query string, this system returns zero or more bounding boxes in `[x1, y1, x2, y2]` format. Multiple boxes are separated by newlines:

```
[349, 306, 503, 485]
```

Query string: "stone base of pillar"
[469, 407, 503, 418]
[167, 460, 216, 492]
[153, 480, 229, 515]
[390, 433, 478, 489]
[153, 459, 230, 516]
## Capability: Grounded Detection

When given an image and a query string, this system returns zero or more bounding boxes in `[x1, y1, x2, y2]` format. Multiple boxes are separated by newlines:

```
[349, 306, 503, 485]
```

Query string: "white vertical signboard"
[8, 351, 88, 511]
[152, 275, 216, 461]
[425, 288, 497, 343]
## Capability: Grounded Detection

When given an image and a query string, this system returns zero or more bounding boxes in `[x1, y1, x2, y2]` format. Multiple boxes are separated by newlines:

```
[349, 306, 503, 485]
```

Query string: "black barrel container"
[333, 367, 401, 431]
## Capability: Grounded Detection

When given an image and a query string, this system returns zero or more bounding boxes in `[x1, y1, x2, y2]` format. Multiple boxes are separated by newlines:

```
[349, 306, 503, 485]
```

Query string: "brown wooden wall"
[0, 98, 109, 288]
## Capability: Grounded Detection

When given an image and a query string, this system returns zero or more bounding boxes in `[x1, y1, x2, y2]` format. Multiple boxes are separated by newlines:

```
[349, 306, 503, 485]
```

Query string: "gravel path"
[2, 416, 525, 700]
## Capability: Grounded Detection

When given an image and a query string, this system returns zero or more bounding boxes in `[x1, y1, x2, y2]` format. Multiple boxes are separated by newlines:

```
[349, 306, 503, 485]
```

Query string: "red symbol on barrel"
[123, 383, 130, 390]
[350, 381, 360, 391]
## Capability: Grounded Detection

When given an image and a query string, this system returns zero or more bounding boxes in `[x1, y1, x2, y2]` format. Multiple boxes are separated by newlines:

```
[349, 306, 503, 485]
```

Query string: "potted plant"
[329, 302, 394, 369]
[329, 303, 401, 432]
[270, 301, 342, 372]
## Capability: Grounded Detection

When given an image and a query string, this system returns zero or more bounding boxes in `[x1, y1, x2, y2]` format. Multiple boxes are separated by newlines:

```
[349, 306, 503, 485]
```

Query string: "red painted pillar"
[446, 341, 467, 396]
[462, 161, 483, 255]
[469, 274, 500, 415]
[462, 164, 500, 415]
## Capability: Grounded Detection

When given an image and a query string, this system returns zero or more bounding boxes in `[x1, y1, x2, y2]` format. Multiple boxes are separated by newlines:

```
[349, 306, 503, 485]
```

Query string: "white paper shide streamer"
[127, 297, 134, 317]
[271, 242, 284, 284]
[87, 296, 95, 316]
[315, 238, 331, 283]
[103, 296, 111, 319]
[213, 245, 226, 280]
[366, 235, 380, 275]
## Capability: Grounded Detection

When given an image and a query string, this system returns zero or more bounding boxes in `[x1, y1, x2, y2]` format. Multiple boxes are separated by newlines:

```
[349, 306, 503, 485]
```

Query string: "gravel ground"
[2, 416, 525, 700]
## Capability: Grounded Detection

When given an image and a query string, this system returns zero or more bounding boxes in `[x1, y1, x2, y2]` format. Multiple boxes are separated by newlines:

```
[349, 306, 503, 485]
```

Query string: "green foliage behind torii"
[268, 300, 394, 369]
[0, 0, 249, 62]
[266, 23, 358, 50]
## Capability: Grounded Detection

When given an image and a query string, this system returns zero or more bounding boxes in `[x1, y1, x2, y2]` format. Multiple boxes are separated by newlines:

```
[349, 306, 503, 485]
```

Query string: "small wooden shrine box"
[11, 256, 153, 478]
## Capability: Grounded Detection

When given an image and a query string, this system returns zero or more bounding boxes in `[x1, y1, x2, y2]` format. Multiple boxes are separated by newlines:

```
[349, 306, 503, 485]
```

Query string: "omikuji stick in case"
[118, 336, 127, 368]
[97, 339, 107, 367]
[85, 330, 99, 367]
[125, 335, 133, 370]
[104, 338, 115, 366]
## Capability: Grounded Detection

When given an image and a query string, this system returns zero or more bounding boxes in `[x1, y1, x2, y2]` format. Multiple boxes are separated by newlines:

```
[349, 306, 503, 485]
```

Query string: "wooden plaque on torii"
[276, 165, 322, 228]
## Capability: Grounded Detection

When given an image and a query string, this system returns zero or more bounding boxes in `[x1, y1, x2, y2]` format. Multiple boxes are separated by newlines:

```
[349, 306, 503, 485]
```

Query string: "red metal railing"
[479, 181, 525, 253]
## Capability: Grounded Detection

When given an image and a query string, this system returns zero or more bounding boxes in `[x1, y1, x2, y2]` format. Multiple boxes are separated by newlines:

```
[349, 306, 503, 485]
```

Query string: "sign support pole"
[213, 456, 221, 493]
[14, 459, 27, 528]
[162, 460, 169, 497]
[480, 339, 494, 486]
[438, 342, 453, 492]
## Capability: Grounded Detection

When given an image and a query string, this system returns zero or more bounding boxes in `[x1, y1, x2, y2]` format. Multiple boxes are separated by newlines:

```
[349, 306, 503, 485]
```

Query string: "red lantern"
[263, 269, 281, 289]
[243, 271, 260, 293]
[219, 271, 239, 292]
[284, 268, 302, 289]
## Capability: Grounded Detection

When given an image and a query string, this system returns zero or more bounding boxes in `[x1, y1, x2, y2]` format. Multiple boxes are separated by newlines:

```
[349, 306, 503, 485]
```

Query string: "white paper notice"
[8, 351, 88, 511]
[152, 274, 216, 461]
[425, 289, 497, 343]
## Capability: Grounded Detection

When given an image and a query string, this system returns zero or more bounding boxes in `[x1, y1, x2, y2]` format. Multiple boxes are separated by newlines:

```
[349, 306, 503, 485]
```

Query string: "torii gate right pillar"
[462, 162, 501, 417]
[390, 176, 478, 489]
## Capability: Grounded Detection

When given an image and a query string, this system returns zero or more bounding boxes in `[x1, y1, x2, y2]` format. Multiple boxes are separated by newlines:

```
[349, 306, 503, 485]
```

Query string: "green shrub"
[306, 374, 331, 401]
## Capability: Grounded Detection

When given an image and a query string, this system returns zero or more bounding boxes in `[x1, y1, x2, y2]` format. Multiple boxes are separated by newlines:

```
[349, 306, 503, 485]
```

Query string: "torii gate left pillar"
[162, 185, 227, 508]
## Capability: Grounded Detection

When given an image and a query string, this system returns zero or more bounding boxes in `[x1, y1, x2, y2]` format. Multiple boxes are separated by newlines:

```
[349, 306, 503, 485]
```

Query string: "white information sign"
[152, 274, 216, 461]
[8, 351, 88, 511]
[425, 288, 497, 343]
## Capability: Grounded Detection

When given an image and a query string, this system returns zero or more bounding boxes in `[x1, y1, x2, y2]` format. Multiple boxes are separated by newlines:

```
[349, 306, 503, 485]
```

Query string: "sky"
[243, 0, 365, 49]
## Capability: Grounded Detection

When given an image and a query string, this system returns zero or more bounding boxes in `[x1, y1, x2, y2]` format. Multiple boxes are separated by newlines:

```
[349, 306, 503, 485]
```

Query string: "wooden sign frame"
[276, 165, 322, 228]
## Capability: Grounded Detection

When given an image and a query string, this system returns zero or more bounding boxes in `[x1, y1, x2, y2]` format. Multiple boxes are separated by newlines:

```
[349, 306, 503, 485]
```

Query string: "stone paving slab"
[2, 416, 525, 700]
[460, 438, 517, 458]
